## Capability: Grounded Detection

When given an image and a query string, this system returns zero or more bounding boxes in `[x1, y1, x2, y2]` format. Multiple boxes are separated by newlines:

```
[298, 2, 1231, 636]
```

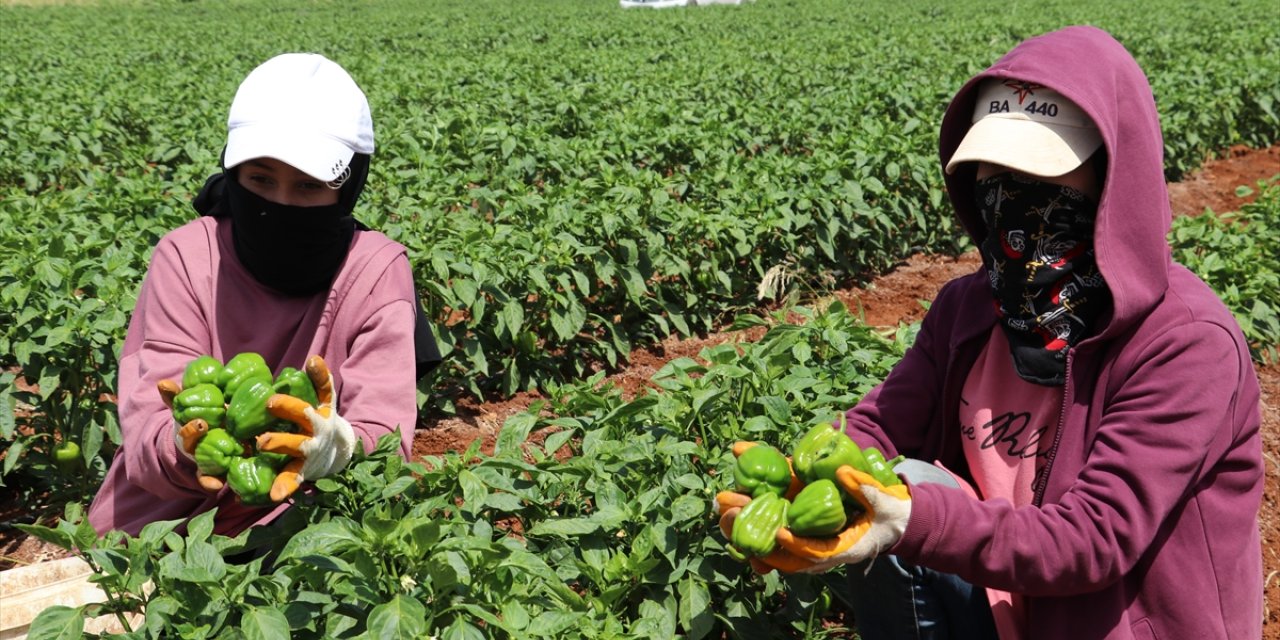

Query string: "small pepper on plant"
[54, 441, 81, 473]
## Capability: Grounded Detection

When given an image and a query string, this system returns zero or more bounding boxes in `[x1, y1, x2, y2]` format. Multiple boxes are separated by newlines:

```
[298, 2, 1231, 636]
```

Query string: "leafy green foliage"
[1171, 177, 1280, 363]
[20, 303, 896, 638]
[2, 0, 1279, 601]
[0, 191, 147, 508]
[3, 0, 1278, 421]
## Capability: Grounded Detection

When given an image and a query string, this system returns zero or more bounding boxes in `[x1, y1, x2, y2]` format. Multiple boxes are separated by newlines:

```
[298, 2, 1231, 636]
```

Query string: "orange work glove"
[712, 441, 812, 574]
[773, 465, 912, 574]
[254, 355, 356, 502]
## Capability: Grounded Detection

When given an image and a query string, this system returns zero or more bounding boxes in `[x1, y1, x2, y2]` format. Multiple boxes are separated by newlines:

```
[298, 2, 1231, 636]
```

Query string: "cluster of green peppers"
[726, 424, 904, 557]
[171, 353, 317, 504]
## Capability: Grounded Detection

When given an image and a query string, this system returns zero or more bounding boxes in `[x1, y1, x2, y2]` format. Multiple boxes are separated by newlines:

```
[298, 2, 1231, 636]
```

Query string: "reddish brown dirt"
[3, 145, 1279, 635]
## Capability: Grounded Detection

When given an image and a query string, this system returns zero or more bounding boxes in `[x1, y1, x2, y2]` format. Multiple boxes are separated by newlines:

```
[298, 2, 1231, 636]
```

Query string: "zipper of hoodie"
[1032, 349, 1073, 506]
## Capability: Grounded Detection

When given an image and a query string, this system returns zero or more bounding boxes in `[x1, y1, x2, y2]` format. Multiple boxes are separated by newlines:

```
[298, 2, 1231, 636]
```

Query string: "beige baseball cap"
[946, 78, 1102, 177]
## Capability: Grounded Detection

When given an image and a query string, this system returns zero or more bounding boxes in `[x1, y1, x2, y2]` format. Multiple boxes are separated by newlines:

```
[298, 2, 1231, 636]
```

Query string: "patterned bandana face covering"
[975, 172, 1109, 386]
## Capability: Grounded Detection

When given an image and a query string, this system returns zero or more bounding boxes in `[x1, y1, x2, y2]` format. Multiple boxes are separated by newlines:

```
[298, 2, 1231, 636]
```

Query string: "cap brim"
[945, 115, 1102, 177]
[224, 124, 355, 183]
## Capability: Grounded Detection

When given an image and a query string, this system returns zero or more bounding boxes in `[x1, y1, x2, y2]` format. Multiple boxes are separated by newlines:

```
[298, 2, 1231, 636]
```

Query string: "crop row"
[16, 176, 1280, 638]
[1, 0, 1278, 508]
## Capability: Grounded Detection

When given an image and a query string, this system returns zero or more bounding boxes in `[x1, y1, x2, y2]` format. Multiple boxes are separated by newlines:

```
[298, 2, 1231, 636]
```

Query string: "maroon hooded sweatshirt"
[842, 26, 1263, 640]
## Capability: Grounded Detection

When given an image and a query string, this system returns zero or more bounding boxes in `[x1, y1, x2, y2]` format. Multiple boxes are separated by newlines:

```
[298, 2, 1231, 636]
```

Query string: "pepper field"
[1, 0, 1278, 637]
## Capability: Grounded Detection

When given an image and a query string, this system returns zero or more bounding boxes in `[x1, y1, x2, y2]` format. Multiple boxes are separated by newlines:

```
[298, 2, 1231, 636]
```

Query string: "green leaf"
[524, 611, 585, 636]
[136, 514, 184, 550]
[186, 509, 216, 543]
[0, 391, 15, 438]
[500, 601, 531, 631]
[502, 299, 525, 338]
[453, 278, 478, 307]
[691, 388, 726, 415]
[26, 605, 84, 639]
[634, 595, 678, 639]
[366, 595, 428, 639]
[13, 522, 74, 551]
[542, 428, 576, 457]
[527, 518, 599, 537]
[495, 412, 536, 457]
[668, 494, 705, 525]
[757, 396, 793, 425]
[678, 576, 714, 640]
[159, 539, 224, 583]
[599, 395, 659, 424]
[452, 469, 486, 509]
[241, 606, 290, 640]
[3, 439, 26, 476]
[442, 618, 486, 640]
[85, 548, 130, 578]
[485, 492, 524, 511]
[277, 520, 362, 562]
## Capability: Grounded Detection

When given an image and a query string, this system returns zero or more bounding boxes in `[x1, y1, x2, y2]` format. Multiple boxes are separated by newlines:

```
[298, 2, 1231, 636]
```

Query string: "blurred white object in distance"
[620, 0, 747, 8]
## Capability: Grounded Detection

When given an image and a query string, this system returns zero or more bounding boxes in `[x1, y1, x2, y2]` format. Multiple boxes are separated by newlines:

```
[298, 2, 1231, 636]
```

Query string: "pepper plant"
[3, 0, 1279, 492]
[1170, 177, 1280, 363]
[21, 302, 901, 638]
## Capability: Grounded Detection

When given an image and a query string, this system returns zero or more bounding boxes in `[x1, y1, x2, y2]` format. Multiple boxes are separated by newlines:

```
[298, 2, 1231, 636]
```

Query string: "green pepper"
[217, 352, 272, 399]
[193, 427, 245, 476]
[182, 355, 225, 390]
[787, 479, 848, 536]
[730, 491, 789, 557]
[226, 455, 277, 505]
[272, 366, 319, 408]
[172, 383, 226, 430]
[226, 378, 285, 440]
[733, 444, 792, 499]
[54, 441, 81, 474]
[256, 448, 293, 471]
[815, 589, 833, 616]
[862, 447, 902, 487]
[792, 422, 868, 485]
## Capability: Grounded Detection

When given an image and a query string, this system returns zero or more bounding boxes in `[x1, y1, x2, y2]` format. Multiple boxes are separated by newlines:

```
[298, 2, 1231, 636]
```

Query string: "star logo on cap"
[1003, 79, 1044, 105]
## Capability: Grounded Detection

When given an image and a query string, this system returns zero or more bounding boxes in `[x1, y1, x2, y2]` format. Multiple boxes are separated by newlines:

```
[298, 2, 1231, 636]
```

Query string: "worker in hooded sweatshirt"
[716, 25, 1263, 640]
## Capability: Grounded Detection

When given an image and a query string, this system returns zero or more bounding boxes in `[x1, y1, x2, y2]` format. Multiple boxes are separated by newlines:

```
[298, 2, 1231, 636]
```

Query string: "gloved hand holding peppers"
[713, 421, 913, 574]
[158, 352, 347, 505]
[256, 354, 356, 502]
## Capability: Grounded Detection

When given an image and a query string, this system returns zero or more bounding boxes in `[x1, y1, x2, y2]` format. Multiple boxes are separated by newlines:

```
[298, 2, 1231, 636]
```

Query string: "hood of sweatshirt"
[939, 25, 1172, 340]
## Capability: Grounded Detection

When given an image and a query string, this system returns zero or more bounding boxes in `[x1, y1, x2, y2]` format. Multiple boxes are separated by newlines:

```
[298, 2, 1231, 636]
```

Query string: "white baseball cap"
[224, 53, 374, 184]
[946, 78, 1102, 177]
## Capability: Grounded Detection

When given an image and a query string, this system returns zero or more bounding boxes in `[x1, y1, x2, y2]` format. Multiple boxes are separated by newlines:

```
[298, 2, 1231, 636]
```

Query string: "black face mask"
[222, 176, 356, 296]
[194, 153, 370, 296]
[192, 153, 443, 379]
[976, 172, 1109, 386]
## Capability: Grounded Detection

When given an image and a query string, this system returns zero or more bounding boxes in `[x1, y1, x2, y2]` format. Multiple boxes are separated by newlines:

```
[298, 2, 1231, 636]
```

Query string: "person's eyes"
[297, 181, 326, 191]
[246, 173, 275, 186]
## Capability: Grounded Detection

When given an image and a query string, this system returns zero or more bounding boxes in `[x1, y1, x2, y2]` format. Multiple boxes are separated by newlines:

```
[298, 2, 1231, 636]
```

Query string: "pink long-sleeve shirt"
[88, 216, 418, 536]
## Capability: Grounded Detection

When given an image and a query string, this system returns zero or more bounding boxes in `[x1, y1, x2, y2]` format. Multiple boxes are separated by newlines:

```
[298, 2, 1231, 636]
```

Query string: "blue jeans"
[844, 460, 998, 640]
